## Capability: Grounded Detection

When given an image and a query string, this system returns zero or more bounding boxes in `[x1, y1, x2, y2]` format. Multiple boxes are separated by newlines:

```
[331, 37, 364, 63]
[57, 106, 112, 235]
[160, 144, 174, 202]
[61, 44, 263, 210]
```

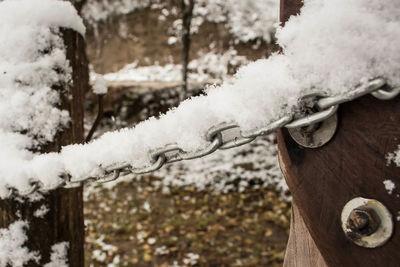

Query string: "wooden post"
[278, 1, 400, 266]
[0, 29, 88, 266]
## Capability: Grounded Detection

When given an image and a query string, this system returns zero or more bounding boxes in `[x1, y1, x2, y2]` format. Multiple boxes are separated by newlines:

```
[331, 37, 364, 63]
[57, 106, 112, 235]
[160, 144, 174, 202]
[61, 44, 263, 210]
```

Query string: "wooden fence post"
[278, 1, 400, 266]
[0, 28, 88, 266]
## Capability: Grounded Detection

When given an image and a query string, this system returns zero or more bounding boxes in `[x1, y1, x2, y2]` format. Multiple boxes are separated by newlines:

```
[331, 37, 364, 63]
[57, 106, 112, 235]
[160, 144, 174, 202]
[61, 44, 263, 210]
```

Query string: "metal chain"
[8, 77, 400, 198]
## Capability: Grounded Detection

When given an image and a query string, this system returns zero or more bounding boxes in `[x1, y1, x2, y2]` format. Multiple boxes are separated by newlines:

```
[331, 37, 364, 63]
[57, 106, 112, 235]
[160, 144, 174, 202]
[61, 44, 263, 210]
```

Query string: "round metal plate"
[288, 113, 338, 148]
[341, 197, 393, 248]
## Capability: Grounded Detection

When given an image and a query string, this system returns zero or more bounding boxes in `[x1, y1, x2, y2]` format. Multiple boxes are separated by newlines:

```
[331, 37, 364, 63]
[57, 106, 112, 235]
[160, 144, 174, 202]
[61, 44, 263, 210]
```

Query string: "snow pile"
[102, 49, 248, 84]
[383, 179, 396, 195]
[0, 0, 84, 195]
[0, 221, 39, 267]
[1, 0, 400, 196]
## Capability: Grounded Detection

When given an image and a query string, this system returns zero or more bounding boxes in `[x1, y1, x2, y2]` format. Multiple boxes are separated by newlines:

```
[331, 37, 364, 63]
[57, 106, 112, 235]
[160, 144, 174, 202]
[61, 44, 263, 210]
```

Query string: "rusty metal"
[341, 197, 394, 248]
[347, 208, 381, 237]
[287, 112, 338, 148]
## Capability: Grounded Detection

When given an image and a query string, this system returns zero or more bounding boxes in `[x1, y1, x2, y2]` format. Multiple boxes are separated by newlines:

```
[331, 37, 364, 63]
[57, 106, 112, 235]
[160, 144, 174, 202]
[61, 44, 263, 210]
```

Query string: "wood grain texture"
[283, 203, 327, 267]
[0, 29, 88, 266]
[278, 95, 400, 266]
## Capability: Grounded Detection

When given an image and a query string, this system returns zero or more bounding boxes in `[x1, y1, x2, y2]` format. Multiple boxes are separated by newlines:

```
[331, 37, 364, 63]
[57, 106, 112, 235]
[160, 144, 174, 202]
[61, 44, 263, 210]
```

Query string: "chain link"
[372, 86, 400, 100]
[8, 77, 400, 197]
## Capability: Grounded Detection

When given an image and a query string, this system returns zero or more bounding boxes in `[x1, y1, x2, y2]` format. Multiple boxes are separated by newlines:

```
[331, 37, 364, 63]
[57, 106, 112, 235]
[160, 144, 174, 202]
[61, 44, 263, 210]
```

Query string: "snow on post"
[387, 146, 400, 167]
[0, 221, 70, 266]
[0, 221, 39, 266]
[0, 0, 85, 196]
[91, 74, 108, 95]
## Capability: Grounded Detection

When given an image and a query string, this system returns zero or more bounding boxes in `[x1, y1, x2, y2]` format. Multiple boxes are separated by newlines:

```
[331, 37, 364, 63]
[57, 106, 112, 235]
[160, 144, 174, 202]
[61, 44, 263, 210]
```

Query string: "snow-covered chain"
[9, 78, 399, 197]
[2, 0, 400, 198]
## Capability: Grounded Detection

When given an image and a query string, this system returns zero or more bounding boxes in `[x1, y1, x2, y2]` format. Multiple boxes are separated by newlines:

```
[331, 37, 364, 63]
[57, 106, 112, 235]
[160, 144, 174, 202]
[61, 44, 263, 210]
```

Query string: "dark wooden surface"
[280, 0, 303, 26]
[279, 1, 400, 266]
[0, 29, 88, 266]
[278, 95, 400, 266]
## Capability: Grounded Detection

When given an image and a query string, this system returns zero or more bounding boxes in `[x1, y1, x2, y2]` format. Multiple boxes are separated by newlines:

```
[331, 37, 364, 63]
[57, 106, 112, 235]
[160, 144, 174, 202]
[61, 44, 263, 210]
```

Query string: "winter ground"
[84, 50, 290, 266]
[84, 176, 290, 266]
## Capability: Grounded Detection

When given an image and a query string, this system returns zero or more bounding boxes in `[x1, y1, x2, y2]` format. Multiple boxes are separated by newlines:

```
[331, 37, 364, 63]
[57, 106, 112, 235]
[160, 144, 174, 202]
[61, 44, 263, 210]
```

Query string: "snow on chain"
[1, 0, 400, 197]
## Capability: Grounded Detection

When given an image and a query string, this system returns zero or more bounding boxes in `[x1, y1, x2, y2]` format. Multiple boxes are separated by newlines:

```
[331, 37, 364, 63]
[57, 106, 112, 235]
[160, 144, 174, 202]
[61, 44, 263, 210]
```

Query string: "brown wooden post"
[0, 28, 88, 266]
[278, 1, 400, 266]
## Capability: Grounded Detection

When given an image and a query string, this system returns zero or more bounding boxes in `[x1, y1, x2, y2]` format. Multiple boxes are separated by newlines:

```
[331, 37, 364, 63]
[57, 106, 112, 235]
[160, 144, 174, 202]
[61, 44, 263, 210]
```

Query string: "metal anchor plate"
[288, 112, 338, 148]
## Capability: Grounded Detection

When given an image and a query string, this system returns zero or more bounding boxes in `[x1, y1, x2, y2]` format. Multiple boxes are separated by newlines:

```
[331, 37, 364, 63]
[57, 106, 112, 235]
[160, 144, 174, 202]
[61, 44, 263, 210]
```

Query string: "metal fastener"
[341, 197, 393, 248]
[287, 93, 338, 148]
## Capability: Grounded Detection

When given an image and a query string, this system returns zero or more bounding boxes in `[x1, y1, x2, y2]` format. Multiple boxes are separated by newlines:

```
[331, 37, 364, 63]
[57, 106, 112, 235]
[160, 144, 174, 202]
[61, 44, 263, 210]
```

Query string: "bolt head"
[346, 208, 381, 237]
[341, 197, 394, 248]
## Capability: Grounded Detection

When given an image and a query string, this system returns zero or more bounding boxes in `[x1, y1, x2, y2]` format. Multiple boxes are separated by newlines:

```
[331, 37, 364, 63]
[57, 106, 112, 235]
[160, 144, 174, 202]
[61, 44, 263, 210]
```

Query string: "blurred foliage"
[84, 176, 290, 266]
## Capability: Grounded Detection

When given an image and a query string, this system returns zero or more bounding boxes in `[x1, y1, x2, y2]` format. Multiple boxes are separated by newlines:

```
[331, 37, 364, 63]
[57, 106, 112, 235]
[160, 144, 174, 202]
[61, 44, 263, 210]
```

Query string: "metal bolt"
[288, 112, 337, 148]
[347, 208, 380, 236]
[341, 198, 393, 248]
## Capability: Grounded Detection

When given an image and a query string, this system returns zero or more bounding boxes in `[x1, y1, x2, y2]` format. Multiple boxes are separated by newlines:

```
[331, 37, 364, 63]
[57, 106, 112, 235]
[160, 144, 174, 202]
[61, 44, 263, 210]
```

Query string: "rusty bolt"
[347, 208, 381, 237]
[341, 198, 393, 248]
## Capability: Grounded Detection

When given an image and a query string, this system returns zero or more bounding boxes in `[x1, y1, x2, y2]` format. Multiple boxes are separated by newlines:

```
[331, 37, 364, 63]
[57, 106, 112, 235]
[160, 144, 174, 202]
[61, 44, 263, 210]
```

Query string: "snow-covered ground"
[99, 49, 248, 84]
[82, 0, 279, 43]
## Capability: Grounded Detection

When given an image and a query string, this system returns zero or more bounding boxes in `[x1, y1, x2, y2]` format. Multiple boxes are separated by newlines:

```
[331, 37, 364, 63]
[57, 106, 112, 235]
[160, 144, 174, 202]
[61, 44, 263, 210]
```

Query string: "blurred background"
[80, 0, 291, 266]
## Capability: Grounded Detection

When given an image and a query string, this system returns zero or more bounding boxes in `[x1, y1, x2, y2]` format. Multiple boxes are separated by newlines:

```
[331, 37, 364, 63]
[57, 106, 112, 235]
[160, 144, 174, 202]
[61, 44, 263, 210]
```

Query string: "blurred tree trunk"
[0, 22, 88, 267]
[181, 0, 195, 98]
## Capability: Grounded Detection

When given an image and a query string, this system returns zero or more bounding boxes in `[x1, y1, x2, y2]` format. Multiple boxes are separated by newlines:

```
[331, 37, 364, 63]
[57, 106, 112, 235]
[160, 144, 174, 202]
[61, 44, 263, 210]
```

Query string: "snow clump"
[44, 242, 69, 267]
[92, 74, 108, 95]
[0, 221, 39, 267]
[387, 145, 400, 167]
[383, 179, 396, 195]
